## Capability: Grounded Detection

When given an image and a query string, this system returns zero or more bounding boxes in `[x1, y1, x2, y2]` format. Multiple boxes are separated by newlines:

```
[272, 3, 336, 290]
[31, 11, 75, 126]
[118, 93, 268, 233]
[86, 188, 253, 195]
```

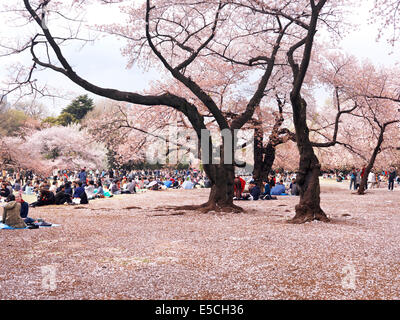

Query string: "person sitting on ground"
[30, 188, 56, 207]
[163, 179, 173, 188]
[269, 175, 276, 188]
[239, 181, 261, 200]
[55, 185, 72, 205]
[249, 181, 261, 200]
[6, 182, 13, 195]
[110, 180, 120, 195]
[40, 180, 50, 191]
[13, 180, 21, 192]
[64, 181, 73, 196]
[270, 180, 286, 196]
[15, 193, 30, 220]
[49, 181, 58, 194]
[121, 177, 128, 189]
[260, 180, 276, 200]
[204, 176, 212, 188]
[289, 178, 299, 196]
[172, 178, 180, 189]
[85, 180, 96, 200]
[22, 180, 31, 193]
[94, 181, 105, 198]
[121, 179, 136, 194]
[147, 178, 161, 190]
[33, 181, 40, 195]
[73, 181, 89, 204]
[233, 176, 246, 199]
[1, 194, 27, 228]
[0, 182, 10, 198]
[12, 193, 36, 224]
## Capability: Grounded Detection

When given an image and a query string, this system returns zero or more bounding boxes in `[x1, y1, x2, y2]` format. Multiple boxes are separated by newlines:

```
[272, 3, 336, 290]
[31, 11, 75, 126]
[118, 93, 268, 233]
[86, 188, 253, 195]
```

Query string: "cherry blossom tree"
[311, 54, 400, 194]
[0, 0, 350, 217]
[0, 125, 107, 176]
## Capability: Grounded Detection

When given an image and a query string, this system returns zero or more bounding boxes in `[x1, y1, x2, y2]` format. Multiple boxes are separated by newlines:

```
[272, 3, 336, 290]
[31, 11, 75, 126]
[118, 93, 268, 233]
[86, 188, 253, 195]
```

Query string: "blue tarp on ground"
[0, 222, 60, 230]
[163, 181, 173, 188]
[181, 181, 194, 189]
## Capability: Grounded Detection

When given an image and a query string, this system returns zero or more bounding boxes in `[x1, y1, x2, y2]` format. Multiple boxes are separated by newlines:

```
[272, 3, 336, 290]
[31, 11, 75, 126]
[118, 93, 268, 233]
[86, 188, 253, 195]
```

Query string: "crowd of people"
[233, 173, 300, 201]
[322, 167, 399, 191]
[0, 167, 213, 228]
[1, 165, 399, 228]
[0, 167, 213, 208]
[0, 167, 299, 209]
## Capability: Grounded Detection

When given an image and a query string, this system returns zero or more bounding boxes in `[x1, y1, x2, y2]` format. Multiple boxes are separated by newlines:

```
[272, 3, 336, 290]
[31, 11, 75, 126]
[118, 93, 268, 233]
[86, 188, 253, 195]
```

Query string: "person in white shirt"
[367, 170, 376, 189]
[85, 180, 96, 199]
[49, 181, 58, 194]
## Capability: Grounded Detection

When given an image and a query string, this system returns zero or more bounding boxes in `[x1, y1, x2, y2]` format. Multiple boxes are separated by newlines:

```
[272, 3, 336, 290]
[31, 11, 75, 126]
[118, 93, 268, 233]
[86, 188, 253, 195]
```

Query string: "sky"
[1, 0, 400, 115]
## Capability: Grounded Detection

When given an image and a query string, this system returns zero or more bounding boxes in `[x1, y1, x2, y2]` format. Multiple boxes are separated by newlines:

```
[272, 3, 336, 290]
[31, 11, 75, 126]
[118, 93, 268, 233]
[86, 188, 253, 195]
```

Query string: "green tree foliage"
[0, 109, 28, 136]
[61, 94, 94, 122]
[43, 94, 95, 127]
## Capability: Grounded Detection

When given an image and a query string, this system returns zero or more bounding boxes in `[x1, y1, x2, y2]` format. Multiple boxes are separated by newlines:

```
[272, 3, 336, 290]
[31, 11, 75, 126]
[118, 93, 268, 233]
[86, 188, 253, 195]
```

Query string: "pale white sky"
[1, 0, 399, 114]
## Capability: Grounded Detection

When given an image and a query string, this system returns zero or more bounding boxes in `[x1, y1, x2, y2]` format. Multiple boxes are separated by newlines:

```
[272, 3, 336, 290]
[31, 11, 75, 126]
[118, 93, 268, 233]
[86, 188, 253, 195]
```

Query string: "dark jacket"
[250, 185, 261, 200]
[78, 171, 87, 183]
[39, 190, 55, 205]
[73, 187, 88, 204]
[263, 183, 271, 196]
[55, 191, 71, 205]
[0, 187, 10, 198]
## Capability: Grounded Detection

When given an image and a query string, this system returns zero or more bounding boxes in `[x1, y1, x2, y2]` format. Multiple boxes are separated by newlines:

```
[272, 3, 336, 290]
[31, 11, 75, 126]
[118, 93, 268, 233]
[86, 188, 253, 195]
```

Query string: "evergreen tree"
[61, 94, 94, 122]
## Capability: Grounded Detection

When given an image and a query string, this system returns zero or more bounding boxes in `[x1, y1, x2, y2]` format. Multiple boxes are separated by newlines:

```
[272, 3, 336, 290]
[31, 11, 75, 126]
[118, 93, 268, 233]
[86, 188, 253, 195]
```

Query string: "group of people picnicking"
[233, 173, 300, 201]
[2, 164, 398, 229]
[1, 167, 297, 209]
[0, 166, 212, 228]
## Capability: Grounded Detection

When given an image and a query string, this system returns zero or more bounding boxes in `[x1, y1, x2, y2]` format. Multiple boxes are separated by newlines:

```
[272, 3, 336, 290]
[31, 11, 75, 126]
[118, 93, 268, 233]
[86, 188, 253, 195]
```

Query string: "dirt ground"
[1, 179, 400, 300]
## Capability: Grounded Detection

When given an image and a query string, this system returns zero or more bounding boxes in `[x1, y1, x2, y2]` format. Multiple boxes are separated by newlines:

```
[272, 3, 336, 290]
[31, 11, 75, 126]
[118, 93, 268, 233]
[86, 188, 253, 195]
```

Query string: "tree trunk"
[253, 140, 275, 189]
[167, 130, 243, 213]
[202, 163, 241, 212]
[201, 129, 242, 212]
[170, 163, 242, 213]
[289, 97, 330, 224]
[358, 127, 385, 195]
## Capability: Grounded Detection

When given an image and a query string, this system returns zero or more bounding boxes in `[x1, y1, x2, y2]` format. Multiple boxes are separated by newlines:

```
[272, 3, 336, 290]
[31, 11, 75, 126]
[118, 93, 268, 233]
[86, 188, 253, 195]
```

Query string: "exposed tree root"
[73, 206, 142, 211]
[150, 212, 186, 217]
[287, 205, 330, 224]
[162, 202, 244, 214]
[123, 206, 142, 210]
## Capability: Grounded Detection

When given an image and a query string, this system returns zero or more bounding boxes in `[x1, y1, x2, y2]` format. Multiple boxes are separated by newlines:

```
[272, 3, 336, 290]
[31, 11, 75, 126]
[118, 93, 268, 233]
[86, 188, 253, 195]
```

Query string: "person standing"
[367, 170, 376, 189]
[349, 169, 357, 190]
[78, 168, 87, 186]
[388, 167, 396, 191]
[355, 169, 361, 190]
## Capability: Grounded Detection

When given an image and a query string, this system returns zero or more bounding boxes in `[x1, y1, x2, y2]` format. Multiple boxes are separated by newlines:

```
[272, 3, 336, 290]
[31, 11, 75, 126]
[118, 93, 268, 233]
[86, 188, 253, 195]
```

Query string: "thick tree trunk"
[167, 128, 243, 213]
[289, 97, 330, 224]
[169, 163, 242, 213]
[202, 163, 242, 212]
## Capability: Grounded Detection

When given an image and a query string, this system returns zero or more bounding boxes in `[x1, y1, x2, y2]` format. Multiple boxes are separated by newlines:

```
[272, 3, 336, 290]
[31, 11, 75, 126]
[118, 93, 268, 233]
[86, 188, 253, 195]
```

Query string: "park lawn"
[1, 180, 400, 300]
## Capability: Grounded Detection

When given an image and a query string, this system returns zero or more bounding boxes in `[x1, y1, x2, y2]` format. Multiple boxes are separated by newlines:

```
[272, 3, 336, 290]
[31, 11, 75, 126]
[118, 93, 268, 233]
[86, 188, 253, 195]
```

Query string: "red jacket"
[234, 177, 246, 193]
